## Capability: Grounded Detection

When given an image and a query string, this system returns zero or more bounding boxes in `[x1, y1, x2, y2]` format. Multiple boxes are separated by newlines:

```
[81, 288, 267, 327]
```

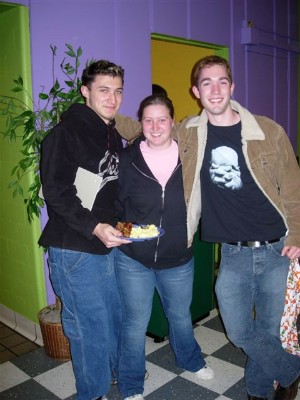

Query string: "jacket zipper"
[132, 162, 181, 263]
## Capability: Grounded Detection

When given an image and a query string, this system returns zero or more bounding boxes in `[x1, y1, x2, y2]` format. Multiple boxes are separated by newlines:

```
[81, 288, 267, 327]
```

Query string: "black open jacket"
[116, 137, 193, 269]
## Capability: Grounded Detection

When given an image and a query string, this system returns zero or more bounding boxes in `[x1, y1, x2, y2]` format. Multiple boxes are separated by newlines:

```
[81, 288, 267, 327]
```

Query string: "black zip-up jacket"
[116, 137, 193, 269]
[39, 103, 126, 255]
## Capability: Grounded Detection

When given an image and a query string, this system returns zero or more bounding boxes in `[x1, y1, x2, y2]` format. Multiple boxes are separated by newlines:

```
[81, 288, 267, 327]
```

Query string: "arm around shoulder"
[115, 114, 142, 141]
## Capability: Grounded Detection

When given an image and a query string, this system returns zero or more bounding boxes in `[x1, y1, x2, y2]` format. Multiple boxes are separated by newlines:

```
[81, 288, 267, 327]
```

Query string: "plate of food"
[116, 222, 165, 242]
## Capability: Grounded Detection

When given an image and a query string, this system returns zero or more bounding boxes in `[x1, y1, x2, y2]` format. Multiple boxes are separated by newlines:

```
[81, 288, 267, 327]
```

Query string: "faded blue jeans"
[48, 247, 122, 400]
[115, 249, 205, 398]
[215, 238, 300, 398]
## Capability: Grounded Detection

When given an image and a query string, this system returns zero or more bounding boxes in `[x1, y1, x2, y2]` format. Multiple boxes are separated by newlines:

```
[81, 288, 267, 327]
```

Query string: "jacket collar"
[186, 99, 265, 141]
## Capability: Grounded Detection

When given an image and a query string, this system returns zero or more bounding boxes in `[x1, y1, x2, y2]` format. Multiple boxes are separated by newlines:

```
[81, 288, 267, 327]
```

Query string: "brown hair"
[81, 60, 124, 88]
[137, 94, 174, 121]
[192, 55, 233, 87]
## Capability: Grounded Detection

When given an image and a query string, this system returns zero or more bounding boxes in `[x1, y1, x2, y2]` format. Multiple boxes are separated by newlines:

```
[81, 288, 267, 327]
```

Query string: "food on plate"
[116, 222, 133, 238]
[131, 224, 159, 238]
[116, 222, 159, 239]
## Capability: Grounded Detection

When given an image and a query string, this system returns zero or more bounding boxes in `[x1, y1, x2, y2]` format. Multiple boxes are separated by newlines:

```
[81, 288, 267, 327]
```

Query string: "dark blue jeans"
[48, 247, 122, 400]
[215, 238, 300, 398]
[115, 249, 205, 398]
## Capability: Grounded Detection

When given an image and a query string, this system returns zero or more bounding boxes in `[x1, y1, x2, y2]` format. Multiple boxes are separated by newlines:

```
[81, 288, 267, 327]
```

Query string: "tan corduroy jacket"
[116, 100, 300, 248]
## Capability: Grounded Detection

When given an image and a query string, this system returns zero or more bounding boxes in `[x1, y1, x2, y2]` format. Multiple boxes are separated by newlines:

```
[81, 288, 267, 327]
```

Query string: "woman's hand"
[281, 246, 300, 260]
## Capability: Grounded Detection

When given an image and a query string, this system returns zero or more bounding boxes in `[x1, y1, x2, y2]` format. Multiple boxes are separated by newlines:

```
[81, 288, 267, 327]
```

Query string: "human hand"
[93, 223, 131, 248]
[281, 246, 300, 260]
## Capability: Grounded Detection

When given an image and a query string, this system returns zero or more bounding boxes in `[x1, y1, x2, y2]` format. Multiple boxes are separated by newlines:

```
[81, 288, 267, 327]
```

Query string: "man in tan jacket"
[116, 55, 300, 400]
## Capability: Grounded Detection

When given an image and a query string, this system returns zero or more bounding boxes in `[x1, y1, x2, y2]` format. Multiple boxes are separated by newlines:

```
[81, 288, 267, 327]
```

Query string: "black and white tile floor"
[1, 309, 299, 400]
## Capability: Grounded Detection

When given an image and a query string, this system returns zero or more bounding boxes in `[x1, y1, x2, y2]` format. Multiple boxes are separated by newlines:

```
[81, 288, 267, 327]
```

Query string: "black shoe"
[247, 395, 267, 399]
[273, 374, 300, 400]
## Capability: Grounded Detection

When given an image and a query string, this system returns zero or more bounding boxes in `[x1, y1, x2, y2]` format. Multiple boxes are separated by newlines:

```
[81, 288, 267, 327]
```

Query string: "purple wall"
[9, 0, 299, 302]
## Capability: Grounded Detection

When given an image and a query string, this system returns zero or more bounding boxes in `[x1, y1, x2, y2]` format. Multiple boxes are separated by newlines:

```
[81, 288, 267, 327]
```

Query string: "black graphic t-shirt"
[200, 121, 286, 243]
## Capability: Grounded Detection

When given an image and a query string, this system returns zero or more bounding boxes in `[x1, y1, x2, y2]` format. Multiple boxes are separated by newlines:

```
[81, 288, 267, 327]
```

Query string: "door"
[147, 34, 227, 339]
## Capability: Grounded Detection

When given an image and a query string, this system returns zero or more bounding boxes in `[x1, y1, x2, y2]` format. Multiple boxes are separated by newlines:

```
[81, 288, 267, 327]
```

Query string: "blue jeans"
[48, 247, 122, 400]
[215, 238, 300, 398]
[115, 249, 205, 398]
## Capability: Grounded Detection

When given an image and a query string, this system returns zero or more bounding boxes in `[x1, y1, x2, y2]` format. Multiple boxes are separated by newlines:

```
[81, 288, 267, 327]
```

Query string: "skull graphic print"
[209, 146, 243, 190]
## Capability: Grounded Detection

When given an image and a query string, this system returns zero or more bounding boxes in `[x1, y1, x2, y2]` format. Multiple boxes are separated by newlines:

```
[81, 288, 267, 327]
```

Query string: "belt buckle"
[247, 241, 261, 248]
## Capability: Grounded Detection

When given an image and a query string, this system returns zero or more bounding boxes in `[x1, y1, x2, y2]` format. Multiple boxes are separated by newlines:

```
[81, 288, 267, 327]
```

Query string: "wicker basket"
[37, 300, 71, 361]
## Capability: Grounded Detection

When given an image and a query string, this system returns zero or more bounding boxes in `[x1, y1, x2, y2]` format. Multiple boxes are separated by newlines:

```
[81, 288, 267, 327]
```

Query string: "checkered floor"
[1, 309, 299, 400]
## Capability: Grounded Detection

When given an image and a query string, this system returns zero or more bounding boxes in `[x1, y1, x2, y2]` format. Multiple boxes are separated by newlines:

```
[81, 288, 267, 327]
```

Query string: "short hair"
[137, 94, 174, 121]
[192, 55, 233, 87]
[81, 60, 124, 88]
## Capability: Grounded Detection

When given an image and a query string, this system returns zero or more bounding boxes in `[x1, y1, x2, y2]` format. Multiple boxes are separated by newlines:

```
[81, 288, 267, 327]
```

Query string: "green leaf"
[13, 76, 23, 86]
[65, 80, 75, 88]
[12, 87, 23, 92]
[39, 93, 49, 100]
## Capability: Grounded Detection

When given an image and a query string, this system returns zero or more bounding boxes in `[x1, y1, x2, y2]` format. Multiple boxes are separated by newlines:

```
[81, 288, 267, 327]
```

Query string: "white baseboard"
[0, 303, 44, 346]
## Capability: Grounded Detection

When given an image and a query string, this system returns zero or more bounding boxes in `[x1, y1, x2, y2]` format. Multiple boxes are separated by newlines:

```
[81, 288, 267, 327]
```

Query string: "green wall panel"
[0, 4, 46, 323]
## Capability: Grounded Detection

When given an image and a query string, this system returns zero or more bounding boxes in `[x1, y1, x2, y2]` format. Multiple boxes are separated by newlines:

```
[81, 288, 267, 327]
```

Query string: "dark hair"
[137, 94, 174, 121]
[152, 84, 168, 97]
[192, 55, 233, 87]
[81, 60, 124, 88]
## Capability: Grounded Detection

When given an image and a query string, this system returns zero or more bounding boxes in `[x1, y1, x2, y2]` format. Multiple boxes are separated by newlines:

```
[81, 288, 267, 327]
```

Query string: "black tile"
[107, 384, 122, 400]
[10, 347, 67, 377]
[0, 379, 61, 399]
[64, 395, 77, 400]
[202, 315, 226, 334]
[146, 344, 183, 374]
[211, 342, 247, 368]
[224, 377, 276, 400]
[223, 377, 248, 400]
[145, 375, 219, 399]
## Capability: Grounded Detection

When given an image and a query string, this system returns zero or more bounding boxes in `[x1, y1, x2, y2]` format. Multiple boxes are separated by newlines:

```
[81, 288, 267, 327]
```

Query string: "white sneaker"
[194, 365, 214, 380]
[124, 395, 144, 400]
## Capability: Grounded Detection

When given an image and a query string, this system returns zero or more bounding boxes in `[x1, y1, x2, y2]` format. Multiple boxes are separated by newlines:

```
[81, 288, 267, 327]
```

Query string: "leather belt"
[227, 238, 280, 248]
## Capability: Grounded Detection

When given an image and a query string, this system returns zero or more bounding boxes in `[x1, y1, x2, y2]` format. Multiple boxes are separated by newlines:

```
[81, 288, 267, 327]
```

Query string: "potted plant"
[0, 43, 85, 222]
[0, 43, 88, 360]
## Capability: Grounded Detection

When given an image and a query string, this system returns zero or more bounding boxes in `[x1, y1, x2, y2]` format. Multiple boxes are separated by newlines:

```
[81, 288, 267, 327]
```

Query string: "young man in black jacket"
[39, 60, 133, 400]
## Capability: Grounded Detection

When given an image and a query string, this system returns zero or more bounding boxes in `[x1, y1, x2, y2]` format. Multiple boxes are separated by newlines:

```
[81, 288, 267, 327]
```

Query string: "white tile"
[180, 355, 244, 395]
[145, 334, 169, 355]
[193, 325, 229, 355]
[34, 361, 76, 399]
[143, 361, 177, 396]
[294, 391, 300, 400]
[215, 396, 233, 400]
[0, 362, 31, 391]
